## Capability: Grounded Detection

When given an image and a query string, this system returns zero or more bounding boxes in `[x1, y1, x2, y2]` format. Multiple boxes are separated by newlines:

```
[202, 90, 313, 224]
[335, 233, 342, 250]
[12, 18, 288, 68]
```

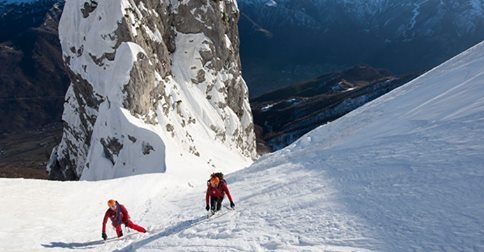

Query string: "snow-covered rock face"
[48, 0, 257, 180]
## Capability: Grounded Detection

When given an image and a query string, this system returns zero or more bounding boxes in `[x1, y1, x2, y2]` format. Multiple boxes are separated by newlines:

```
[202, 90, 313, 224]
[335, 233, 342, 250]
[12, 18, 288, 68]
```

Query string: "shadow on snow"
[114, 215, 209, 251]
[40, 233, 137, 249]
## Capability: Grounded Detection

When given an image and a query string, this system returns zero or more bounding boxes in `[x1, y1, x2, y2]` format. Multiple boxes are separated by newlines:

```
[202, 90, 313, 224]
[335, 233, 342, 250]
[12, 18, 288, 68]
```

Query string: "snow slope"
[1, 41, 484, 250]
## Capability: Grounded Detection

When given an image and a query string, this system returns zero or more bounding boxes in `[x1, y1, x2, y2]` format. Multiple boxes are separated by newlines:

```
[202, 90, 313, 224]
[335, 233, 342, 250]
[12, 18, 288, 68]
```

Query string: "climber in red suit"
[101, 199, 146, 240]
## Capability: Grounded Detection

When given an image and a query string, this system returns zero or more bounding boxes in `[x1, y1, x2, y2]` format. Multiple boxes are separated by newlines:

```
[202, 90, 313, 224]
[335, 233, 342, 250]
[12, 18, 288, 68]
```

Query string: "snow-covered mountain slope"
[240, 0, 484, 31]
[47, 0, 257, 180]
[2, 41, 484, 251]
[2, 0, 37, 3]
[239, 0, 484, 96]
[0, 0, 37, 6]
[0, 0, 62, 40]
[0, 0, 61, 18]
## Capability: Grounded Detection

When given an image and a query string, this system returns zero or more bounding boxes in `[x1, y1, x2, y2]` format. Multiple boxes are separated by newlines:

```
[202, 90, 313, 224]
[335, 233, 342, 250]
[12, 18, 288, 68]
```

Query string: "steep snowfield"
[1, 41, 484, 250]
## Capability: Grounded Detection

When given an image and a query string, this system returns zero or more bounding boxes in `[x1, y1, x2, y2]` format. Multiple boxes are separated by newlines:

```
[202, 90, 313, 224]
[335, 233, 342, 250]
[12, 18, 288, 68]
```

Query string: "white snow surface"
[2, 41, 484, 251]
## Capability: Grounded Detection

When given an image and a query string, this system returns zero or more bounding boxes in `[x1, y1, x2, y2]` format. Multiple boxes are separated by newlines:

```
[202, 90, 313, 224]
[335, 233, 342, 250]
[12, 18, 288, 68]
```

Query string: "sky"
[1, 38, 484, 252]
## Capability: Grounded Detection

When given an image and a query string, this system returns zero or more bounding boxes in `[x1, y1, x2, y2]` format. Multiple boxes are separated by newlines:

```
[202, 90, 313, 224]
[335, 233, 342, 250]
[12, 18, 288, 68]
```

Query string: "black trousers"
[210, 196, 224, 211]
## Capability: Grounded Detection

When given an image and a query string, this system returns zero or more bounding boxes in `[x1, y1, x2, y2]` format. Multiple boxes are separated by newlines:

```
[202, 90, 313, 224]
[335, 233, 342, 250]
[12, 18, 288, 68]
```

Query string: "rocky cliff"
[47, 0, 257, 180]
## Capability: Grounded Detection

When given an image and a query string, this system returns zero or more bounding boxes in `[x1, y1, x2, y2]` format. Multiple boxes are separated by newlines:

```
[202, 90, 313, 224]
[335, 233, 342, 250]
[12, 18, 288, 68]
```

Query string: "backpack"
[115, 201, 122, 225]
[207, 172, 226, 186]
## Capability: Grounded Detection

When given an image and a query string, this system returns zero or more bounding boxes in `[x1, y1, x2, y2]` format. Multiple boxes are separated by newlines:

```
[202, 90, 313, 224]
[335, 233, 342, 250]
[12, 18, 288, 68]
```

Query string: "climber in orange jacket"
[101, 199, 146, 240]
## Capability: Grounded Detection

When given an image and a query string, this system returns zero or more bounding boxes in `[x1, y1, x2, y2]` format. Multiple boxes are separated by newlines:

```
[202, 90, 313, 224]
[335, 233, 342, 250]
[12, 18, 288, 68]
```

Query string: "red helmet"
[107, 199, 116, 207]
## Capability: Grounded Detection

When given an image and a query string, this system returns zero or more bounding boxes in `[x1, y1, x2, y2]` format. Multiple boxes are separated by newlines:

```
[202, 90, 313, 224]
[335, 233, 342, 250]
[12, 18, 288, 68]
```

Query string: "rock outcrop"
[48, 0, 257, 180]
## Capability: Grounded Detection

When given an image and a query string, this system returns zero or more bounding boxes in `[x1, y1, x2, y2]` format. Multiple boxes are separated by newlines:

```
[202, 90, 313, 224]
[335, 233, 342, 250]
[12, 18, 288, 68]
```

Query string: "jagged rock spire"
[48, 0, 257, 180]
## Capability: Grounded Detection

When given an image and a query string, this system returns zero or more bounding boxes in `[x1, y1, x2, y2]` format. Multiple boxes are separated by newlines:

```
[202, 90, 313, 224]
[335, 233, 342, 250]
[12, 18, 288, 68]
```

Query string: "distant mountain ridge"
[0, 0, 68, 134]
[238, 0, 484, 96]
[239, 0, 484, 33]
[0, 0, 62, 41]
[251, 65, 419, 151]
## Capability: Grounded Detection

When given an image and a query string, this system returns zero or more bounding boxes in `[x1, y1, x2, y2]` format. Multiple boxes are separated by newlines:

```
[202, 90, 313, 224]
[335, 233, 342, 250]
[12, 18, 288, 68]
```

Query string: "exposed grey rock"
[48, 0, 257, 180]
